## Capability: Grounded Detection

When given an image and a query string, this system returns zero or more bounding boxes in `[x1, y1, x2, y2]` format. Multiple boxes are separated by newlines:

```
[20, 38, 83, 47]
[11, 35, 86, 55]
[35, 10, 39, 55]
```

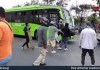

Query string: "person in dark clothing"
[57, 19, 64, 49]
[22, 23, 30, 49]
[58, 19, 64, 30]
[59, 23, 70, 50]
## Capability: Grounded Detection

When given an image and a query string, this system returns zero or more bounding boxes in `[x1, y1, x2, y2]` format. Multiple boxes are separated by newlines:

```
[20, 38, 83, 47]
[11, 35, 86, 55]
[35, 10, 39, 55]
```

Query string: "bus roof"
[5, 5, 62, 12]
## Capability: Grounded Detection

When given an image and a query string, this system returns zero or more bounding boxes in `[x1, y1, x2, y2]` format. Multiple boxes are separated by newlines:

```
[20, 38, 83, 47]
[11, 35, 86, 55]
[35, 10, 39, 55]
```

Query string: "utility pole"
[76, 0, 77, 18]
[97, 0, 100, 17]
[47, 0, 48, 5]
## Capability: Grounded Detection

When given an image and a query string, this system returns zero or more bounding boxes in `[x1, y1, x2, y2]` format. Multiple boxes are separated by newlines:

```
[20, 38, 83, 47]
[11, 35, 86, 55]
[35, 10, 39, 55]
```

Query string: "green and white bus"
[5, 5, 75, 39]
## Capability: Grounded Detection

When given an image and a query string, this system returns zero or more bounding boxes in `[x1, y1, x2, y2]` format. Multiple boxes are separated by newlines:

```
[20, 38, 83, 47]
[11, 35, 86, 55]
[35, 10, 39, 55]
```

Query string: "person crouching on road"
[59, 23, 71, 51]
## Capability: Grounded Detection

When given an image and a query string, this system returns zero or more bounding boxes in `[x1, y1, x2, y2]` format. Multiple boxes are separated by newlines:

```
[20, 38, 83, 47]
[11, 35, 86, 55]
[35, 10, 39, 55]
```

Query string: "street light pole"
[76, 0, 77, 18]
[97, 0, 100, 17]
[47, 0, 48, 5]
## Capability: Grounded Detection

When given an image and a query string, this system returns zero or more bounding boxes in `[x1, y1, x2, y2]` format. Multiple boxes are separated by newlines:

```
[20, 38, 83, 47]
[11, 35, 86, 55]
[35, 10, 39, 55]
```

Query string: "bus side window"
[21, 12, 26, 22]
[38, 10, 49, 25]
[33, 10, 40, 24]
[25, 11, 32, 23]
[30, 10, 38, 23]
[15, 12, 18, 22]
[6, 13, 12, 22]
[11, 13, 15, 22]
[17, 12, 22, 22]
[29, 11, 34, 23]
[13, 12, 21, 22]
[25, 10, 39, 24]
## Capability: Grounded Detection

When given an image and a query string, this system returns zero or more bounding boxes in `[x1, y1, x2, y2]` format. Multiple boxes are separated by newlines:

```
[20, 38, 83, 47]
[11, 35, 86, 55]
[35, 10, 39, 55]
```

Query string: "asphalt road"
[7, 35, 100, 66]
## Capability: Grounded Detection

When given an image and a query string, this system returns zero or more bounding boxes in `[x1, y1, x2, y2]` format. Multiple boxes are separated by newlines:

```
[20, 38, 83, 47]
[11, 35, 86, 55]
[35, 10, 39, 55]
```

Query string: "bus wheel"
[34, 30, 38, 40]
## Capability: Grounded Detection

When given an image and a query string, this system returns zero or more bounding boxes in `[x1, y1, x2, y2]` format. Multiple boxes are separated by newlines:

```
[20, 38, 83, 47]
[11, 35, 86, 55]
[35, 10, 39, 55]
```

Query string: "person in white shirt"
[79, 21, 97, 66]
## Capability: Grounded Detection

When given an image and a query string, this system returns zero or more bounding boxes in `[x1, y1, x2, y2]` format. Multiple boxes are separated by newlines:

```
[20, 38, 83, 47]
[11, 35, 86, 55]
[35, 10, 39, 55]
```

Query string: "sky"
[0, 0, 97, 9]
[0, 0, 32, 9]
[0, 0, 97, 16]
[67, 0, 97, 10]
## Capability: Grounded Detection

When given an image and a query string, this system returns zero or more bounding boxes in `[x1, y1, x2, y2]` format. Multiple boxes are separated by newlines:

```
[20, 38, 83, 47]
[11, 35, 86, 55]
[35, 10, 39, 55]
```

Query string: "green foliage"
[88, 15, 100, 24]
[96, 18, 100, 24]
[74, 17, 85, 25]
[97, 0, 100, 5]
[74, 17, 80, 24]
[43, 0, 55, 4]
[79, 4, 91, 10]
[43, 0, 55, 2]
[70, 6, 81, 13]
[70, 4, 91, 11]
[13, 5, 21, 8]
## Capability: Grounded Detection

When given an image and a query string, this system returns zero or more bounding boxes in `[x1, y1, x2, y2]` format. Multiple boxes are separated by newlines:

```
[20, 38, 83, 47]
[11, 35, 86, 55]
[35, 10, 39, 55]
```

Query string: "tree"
[70, 4, 91, 25]
[43, 0, 55, 5]
[96, 0, 100, 6]
[24, 2, 30, 6]
[56, 1, 62, 6]
[70, 4, 91, 18]
[96, 0, 100, 16]
[31, 0, 38, 5]
[70, 6, 81, 18]
[56, 0, 70, 6]
[23, 0, 39, 6]
[13, 5, 21, 8]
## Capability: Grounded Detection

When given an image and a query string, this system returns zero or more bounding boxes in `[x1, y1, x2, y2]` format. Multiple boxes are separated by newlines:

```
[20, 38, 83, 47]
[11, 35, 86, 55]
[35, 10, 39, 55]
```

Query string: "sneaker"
[57, 47, 62, 50]
[32, 64, 34, 66]
[91, 65, 95, 66]
[82, 64, 84, 66]
[40, 63, 46, 66]
[51, 50, 56, 53]
[46, 49, 48, 53]
[32, 63, 39, 66]
[21, 47, 24, 50]
[64, 48, 68, 51]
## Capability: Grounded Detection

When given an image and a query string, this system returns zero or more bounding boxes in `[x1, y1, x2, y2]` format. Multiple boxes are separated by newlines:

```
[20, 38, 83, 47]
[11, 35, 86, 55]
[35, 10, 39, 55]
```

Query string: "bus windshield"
[62, 8, 74, 29]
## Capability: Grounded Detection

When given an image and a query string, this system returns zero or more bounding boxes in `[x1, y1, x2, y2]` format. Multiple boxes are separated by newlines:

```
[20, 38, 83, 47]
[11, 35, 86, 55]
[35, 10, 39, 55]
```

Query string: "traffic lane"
[8, 35, 100, 66]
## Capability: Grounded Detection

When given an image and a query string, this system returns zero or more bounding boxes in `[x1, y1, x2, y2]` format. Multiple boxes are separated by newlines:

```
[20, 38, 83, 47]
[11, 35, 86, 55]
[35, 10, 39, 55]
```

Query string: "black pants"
[81, 48, 95, 65]
[22, 36, 29, 48]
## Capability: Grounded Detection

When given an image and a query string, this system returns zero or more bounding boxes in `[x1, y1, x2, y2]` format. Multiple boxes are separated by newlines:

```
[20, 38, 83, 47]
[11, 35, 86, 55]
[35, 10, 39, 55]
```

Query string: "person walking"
[48, 21, 62, 53]
[33, 17, 47, 66]
[22, 23, 31, 49]
[59, 23, 70, 51]
[48, 21, 58, 53]
[0, 7, 13, 66]
[79, 21, 97, 66]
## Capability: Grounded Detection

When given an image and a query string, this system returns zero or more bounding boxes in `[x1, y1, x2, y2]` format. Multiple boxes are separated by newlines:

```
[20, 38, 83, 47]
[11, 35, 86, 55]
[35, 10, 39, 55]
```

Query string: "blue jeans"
[60, 37, 68, 48]
[0, 55, 12, 66]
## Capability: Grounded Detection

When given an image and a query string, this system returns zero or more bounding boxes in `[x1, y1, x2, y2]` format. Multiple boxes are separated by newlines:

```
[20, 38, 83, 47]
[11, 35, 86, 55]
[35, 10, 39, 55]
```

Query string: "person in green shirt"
[48, 21, 62, 53]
